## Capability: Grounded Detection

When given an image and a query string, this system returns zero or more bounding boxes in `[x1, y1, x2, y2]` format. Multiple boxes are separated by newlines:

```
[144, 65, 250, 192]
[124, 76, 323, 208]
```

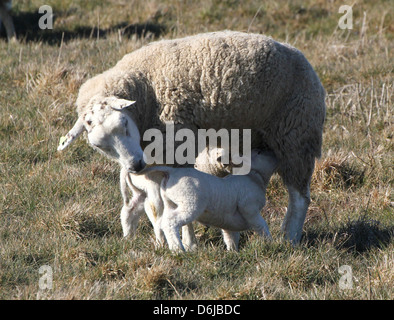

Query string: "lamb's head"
[249, 149, 278, 185]
[194, 147, 230, 177]
[58, 96, 146, 173]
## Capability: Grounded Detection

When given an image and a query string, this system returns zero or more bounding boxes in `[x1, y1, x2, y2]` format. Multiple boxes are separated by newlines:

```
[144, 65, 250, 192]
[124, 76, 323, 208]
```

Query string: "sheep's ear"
[57, 117, 85, 151]
[108, 97, 136, 111]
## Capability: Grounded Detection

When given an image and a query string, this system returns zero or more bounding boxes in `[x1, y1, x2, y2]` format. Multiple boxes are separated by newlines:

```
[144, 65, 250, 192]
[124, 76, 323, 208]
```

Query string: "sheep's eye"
[123, 119, 130, 136]
[86, 120, 92, 126]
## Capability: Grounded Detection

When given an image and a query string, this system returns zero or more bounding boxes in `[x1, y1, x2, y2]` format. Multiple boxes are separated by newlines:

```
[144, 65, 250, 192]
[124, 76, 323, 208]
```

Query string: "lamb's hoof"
[184, 243, 198, 252]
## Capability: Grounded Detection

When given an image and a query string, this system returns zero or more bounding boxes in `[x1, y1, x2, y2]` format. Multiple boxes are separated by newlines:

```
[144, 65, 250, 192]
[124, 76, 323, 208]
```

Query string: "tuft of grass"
[314, 153, 365, 190]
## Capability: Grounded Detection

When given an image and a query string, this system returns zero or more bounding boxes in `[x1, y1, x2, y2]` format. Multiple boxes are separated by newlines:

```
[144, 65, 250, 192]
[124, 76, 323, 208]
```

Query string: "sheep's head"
[58, 96, 146, 173]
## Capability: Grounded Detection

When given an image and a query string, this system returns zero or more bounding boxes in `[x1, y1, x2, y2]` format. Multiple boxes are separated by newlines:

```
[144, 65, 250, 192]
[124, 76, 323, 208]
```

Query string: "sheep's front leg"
[221, 230, 240, 251]
[282, 185, 310, 245]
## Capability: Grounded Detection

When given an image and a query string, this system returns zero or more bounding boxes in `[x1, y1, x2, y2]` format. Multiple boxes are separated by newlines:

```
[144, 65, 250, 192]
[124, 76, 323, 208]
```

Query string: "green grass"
[0, 0, 393, 300]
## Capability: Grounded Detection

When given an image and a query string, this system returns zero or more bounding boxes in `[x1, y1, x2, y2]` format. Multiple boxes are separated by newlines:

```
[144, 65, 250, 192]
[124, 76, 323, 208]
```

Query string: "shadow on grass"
[304, 215, 393, 254]
[0, 11, 165, 44]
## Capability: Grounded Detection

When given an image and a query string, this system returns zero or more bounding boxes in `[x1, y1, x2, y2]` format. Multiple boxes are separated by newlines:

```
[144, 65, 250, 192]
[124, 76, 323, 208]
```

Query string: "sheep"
[0, 0, 16, 41]
[138, 149, 277, 252]
[58, 31, 326, 244]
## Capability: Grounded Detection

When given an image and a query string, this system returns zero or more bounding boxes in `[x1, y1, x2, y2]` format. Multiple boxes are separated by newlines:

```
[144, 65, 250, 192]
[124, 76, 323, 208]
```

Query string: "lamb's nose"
[129, 159, 145, 173]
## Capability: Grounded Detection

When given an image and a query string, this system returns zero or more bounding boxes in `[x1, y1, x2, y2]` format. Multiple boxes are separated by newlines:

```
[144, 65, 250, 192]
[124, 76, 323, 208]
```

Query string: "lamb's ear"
[108, 97, 136, 111]
[57, 117, 85, 151]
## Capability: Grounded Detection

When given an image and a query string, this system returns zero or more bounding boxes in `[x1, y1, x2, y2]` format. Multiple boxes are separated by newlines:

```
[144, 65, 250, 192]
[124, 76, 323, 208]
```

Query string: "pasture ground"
[0, 0, 392, 300]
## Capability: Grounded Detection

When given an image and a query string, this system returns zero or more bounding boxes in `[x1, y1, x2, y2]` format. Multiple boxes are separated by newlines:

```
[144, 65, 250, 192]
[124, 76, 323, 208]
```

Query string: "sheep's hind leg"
[282, 184, 310, 245]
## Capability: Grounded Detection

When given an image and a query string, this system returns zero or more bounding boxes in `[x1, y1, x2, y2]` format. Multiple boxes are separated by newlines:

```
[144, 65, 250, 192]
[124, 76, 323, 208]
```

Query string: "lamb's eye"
[86, 120, 92, 126]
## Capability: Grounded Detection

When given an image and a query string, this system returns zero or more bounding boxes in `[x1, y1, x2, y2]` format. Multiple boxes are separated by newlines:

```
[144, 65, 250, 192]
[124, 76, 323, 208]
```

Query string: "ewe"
[58, 31, 326, 244]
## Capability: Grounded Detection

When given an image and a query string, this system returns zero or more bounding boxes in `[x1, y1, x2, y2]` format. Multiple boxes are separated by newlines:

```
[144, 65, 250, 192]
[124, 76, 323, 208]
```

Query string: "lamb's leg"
[152, 222, 166, 248]
[143, 200, 167, 247]
[221, 230, 240, 251]
[162, 223, 185, 252]
[120, 202, 144, 238]
[181, 224, 198, 251]
[250, 216, 272, 240]
[161, 209, 185, 252]
[281, 184, 310, 245]
[239, 204, 272, 240]
[120, 169, 145, 238]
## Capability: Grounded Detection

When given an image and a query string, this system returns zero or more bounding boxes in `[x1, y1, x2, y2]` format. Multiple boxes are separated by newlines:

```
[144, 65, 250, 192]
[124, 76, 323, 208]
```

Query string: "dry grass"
[0, 0, 392, 300]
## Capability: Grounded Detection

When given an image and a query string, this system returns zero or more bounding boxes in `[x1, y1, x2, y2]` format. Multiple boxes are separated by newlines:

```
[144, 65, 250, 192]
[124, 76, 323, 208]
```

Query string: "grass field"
[0, 0, 392, 300]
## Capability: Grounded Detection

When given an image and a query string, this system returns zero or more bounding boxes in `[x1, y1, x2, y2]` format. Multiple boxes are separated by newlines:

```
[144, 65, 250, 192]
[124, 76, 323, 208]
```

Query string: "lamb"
[139, 149, 277, 252]
[58, 31, 326, 244]
[119, 146, 228, 250]
[0, 0, 16, 41]
[120, 165, 199, 251]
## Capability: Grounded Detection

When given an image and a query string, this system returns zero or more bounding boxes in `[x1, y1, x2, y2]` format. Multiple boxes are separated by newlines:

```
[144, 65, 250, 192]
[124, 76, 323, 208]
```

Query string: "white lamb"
[120, 166, 198, 251]
[120, 147, 228, 251]
[138, 149, 278, 252]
